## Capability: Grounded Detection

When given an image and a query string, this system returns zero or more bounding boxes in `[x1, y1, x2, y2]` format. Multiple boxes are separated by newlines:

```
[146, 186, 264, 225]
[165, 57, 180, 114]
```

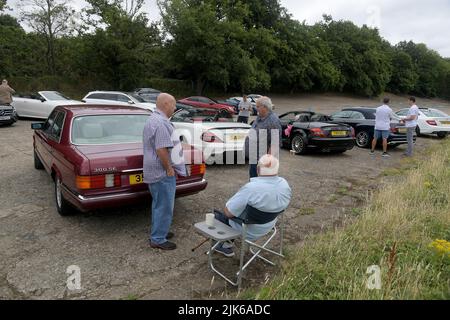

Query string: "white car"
[396, 107, 450, 138]
[82, 91, 156, 112]
[171, 105, 251, 164]
[12, 91, 81, 119]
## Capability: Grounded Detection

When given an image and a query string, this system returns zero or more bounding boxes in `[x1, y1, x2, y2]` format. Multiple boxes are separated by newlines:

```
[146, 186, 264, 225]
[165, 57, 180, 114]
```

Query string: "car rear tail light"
[76, 174, 121, 190]
[390, 127, 398, 133]
[310, 128, 326, 137]
[202, 132, 223, 143]
[426, 120, 437, 126]
[188, 164, 206, 176]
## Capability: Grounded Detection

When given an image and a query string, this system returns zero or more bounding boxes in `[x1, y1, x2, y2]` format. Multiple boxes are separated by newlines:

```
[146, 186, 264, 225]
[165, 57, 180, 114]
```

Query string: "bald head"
[156, 93, 176, 117]
[257, 154, 279, 176]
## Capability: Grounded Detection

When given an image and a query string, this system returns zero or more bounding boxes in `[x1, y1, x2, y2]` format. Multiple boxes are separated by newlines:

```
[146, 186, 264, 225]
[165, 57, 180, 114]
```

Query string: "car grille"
[0, 109, 13, 116]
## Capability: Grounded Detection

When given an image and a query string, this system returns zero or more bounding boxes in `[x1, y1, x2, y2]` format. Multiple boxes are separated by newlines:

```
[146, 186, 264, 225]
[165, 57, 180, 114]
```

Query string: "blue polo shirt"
[226, 176, 291, 241]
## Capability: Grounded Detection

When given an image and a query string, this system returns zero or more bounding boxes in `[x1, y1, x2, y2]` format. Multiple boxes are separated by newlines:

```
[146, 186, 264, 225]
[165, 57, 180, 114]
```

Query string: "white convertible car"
[396, 107, 450, 138]
[171, 104, 251, 164]
[12, 91, 81, 119]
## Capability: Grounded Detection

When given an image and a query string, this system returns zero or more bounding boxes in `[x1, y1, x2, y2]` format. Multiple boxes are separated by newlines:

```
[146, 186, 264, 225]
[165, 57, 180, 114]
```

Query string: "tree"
[316, 17, 392, 96]
[397, 41, 443, 97]
[387, 48, 418, 94]
[1, 0, 7, 11]
[159, 0, 276, 94]
[20, 0, 76, 75]
[79, 0, 161, 90]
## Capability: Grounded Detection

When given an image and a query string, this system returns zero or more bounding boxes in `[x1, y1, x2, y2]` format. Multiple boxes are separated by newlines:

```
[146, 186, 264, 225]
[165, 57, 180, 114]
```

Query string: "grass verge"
[252, 139, 450, 300]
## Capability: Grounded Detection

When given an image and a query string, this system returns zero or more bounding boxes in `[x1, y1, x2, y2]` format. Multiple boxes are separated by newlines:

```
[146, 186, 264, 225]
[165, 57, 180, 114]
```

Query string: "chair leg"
[237, 240, 246, 290]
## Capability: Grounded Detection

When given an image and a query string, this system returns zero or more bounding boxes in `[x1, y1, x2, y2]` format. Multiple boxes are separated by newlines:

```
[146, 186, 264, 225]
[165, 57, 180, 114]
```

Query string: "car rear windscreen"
[71, 114, 148, 144]
[422, 109, 448, 118]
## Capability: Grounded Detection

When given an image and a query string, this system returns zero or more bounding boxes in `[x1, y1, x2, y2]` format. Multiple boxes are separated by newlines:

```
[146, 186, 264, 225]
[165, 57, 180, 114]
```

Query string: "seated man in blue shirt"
[214, 154, 292, 257]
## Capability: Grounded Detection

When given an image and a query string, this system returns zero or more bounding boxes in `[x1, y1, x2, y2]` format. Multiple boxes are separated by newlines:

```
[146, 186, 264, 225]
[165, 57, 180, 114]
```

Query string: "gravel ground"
[0, 93, 449, 299]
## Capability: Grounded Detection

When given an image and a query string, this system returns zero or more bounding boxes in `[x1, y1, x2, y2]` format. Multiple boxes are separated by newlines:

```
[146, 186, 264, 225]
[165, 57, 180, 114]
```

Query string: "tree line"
[1, 0, 449, 99]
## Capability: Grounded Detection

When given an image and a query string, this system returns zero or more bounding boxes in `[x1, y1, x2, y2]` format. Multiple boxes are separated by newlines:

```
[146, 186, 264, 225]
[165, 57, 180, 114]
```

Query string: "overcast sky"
[7, 0, 450, 57]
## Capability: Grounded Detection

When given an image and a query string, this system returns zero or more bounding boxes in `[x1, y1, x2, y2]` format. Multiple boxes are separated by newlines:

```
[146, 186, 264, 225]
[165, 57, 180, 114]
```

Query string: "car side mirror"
[31, 123, 44, 130]
[128, 100, 135, 105]
[40, 98, 46, 102]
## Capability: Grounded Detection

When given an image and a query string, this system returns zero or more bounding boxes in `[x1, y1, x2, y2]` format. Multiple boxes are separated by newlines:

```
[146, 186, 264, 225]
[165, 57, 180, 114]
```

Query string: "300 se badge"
[94, 167, 117, 173]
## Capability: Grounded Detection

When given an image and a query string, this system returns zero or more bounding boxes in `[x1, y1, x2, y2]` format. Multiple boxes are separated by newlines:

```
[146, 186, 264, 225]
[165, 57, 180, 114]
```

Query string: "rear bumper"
[420, 125, 450, 134]
[387, 133, 416, 145]
[308, 137, 356, 150]
[62, 179, 208, 212]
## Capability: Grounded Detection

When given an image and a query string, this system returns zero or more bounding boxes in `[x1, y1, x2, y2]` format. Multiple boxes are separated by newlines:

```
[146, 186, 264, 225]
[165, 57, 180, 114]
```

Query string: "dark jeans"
[249, 164, 258, 179]
[237, 116, 249, 124]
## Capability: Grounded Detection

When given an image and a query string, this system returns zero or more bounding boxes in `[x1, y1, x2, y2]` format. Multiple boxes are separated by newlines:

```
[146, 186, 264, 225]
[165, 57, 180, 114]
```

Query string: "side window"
[350, 111, 365, 120]
[117, 94, 130, 102]
[332, 111, 352, 119]
[86, 93, 103, 99]
[43, 110, 58, 133]
[280, 113, 297, 121]
[188, 97, 198, 102]
[103, 94, 118, 101]
[397, 110, 408, 116]
[50, 112, 65, 141]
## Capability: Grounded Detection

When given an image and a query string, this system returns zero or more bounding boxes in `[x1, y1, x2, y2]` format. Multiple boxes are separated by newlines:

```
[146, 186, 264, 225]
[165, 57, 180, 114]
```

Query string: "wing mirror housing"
[31, 122, 44, 130]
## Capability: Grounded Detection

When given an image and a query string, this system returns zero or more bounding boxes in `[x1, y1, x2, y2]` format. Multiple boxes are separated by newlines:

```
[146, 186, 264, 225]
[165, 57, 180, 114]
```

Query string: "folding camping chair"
[194, 205, 285, 290]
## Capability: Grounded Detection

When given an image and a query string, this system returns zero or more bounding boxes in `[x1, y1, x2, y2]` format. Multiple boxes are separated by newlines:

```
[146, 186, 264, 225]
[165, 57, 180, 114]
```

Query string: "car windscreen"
[41, 91, 70, 101]
[422, 109, 448, 117]
[71, 114, 148, 145]
[172, 108, 226, 122]
[128, 93, 147, 103]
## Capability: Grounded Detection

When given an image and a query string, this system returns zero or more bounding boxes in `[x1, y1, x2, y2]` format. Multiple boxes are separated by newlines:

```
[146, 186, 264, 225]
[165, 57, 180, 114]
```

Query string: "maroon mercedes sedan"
[32, 105, 207, 215]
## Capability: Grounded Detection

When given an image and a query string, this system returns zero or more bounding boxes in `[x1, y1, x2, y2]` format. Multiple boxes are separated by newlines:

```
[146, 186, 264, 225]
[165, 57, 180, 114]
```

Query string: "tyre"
[291, 134, 307, 155]
[34, 150, 44, 170]
[355, 130, 371, 148]
[415, 126, 421, 136]
[436, 132, 448, 139]
[54, 175, 74, 216]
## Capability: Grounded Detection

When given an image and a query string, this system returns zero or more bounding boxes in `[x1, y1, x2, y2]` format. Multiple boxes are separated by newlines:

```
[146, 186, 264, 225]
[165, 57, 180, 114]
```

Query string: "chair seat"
[194, 220, 241, 242]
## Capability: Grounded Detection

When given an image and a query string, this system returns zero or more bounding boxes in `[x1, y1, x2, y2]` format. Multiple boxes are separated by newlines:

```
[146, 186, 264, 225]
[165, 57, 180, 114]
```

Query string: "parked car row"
[21, 98, 449, 216]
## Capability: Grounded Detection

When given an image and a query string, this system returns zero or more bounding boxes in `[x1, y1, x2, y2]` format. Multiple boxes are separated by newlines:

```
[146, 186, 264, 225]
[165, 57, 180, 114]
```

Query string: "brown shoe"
[150, 241, 177, 250]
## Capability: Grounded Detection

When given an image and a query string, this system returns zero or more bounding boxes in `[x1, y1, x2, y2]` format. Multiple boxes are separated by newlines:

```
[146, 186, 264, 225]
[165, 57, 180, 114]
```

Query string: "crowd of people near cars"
[2, 79, 449, 257]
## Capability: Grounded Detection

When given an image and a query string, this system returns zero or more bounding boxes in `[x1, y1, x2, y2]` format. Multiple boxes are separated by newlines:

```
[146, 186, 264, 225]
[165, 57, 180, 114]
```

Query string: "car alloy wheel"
[356, 131, 370, 148]
[291, 134, 307, 154]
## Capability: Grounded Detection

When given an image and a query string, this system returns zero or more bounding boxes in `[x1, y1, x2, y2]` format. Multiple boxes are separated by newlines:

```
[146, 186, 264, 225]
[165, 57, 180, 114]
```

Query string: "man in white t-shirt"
[237, 95, 252, 124]
[400, 97, 419, 157]
[371, 97, 395, 158]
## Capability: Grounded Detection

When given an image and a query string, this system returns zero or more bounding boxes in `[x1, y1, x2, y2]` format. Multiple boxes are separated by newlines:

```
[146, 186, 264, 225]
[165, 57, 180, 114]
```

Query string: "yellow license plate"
[441, 121, 450, 125]
[331, 131, 347, 137]
[129, 174, 144, 185]
[229, 134, 245, 141]
[398, 128, 407, 133]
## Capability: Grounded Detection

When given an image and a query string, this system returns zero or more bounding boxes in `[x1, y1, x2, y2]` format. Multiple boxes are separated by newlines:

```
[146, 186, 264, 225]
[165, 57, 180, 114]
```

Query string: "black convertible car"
[329, 107, 414, 148]
[279, 111, 355, 154]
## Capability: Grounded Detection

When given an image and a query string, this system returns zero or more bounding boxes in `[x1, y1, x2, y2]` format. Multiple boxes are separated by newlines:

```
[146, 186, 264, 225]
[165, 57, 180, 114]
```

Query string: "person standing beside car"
[400, 97, 419, 157]
[245, 96, 282, 178]
[0, 79, 15, 105]
[237, 95, 252, 124]
[370, 97, 395, 158]
[143, 93, 186, 251]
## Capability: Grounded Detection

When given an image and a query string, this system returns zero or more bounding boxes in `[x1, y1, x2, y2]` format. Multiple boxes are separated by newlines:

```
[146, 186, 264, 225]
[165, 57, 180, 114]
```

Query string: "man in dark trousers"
[244, 96, 282, 178]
